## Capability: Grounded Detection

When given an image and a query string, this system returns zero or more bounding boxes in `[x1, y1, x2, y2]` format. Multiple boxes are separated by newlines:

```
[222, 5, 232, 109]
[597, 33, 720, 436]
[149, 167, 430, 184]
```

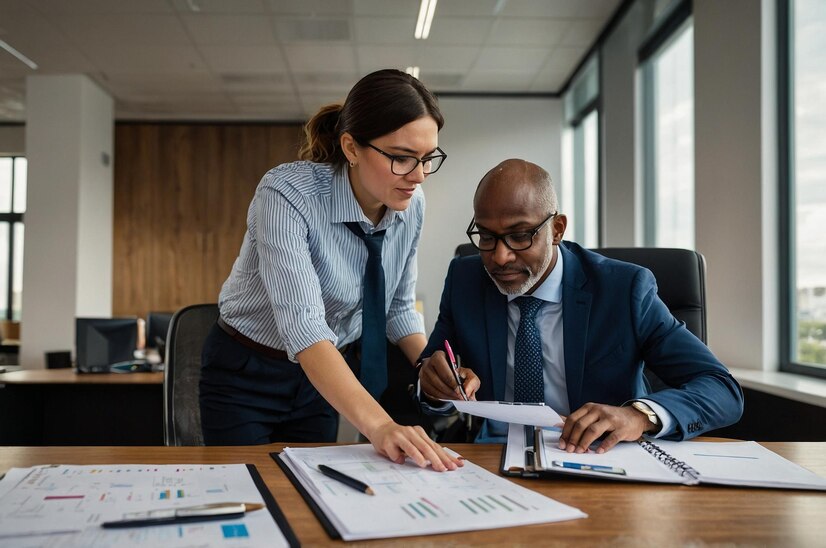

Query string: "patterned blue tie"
[514, 296, 544, 403]
[345, 222, 387, 399]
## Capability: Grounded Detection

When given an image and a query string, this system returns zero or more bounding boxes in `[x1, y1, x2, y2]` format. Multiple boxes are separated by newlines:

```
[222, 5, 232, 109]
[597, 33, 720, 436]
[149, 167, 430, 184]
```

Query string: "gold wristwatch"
[630, 400, 661, 433]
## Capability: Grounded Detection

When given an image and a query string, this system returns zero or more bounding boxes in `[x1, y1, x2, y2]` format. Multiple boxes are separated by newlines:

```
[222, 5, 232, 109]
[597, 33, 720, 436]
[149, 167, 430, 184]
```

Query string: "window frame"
[638, 1, 694, 249]
[0, 155, 24, 321]
[778, 0, 826, 379]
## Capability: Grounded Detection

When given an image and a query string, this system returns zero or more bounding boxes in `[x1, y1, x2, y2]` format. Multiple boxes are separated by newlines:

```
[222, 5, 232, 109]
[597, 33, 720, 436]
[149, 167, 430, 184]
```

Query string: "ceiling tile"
[434, 0, 499, 17]
[269, 0, 354, 16]
[181, 14, 277, 46]
[283, 44, 356, 72]
[355, 45, 417, 74]
[418, 46, 480, 72]
[426, 17, 492, 46]
[57, 15, 190, 46]
[28, 0, 173, 14]
[199, 45, 287, 73]
[474, 47, 550, 72]
[542, 46, 588, 72]
[531, 67, 569, 91]
[171, 0, 268, 14]
[353, 16, 416, 44]
[487, 18, 568, 47]
[275, 17, 352, 42]
[353, 0, 416, 17]
[560, 18, 606, 47]
[293, 71, 356, 95]
[462, 70, 538, 92]
[84, 45, 208, 73]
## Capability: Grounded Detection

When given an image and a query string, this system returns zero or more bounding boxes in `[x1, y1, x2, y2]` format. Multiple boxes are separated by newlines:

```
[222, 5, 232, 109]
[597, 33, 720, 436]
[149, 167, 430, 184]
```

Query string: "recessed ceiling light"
[0, 39, 37, 70]
[414, 0, 438, 40]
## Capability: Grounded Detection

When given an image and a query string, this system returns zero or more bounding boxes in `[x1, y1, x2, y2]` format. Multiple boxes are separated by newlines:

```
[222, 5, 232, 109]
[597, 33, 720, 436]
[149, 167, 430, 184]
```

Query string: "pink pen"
[444, 340, 469, 401]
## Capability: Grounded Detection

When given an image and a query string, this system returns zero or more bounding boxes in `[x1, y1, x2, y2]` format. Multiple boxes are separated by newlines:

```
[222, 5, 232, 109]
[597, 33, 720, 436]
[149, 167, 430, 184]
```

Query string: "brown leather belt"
[217, 317, 354, 361]
[217, 317, 289, 361]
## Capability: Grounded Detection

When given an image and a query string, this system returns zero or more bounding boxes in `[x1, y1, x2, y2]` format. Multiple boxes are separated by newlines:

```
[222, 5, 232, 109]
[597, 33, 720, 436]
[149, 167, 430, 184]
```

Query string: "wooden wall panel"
[113, 123, 304, 319]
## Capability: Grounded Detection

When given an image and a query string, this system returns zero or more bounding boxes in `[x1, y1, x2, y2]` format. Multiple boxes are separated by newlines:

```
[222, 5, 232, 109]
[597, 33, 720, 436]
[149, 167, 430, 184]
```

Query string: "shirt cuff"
[638, 398, 676, 438]
[416, 378, 455, 416]
[386, 309, 425, 344]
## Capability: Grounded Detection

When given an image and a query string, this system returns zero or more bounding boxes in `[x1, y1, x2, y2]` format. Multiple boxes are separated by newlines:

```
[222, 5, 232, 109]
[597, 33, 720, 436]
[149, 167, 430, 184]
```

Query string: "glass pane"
[12, 223, 23, 321]
[0, 158, 11, 213]
[653, 23, 694, 249]
[13, 157, 26, 213]
[561, 127, 574, 236]
[0, 223, 8, 319]
[793, 0, 826, 367]
[582, 110, 599, 248]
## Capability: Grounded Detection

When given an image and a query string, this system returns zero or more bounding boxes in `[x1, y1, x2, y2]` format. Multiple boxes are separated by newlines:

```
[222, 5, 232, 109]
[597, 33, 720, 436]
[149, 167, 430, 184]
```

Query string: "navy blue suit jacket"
[423, 241, 743, 440]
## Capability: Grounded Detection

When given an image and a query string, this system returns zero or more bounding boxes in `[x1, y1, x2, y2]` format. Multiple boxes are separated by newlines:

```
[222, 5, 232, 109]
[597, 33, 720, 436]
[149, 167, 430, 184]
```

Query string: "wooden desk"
[0, 369, 163, 445]
[1, 442, 823, 545]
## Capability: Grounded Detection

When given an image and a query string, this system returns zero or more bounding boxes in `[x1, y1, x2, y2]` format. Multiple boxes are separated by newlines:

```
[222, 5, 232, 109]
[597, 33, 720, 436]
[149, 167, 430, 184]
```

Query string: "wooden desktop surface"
[0, 368, 163, 384]
[1, 441, 824, 545]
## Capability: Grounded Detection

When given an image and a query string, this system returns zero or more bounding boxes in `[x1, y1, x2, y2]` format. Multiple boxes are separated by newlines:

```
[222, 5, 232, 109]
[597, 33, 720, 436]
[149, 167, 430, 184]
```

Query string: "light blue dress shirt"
[219, 161, 425, 362]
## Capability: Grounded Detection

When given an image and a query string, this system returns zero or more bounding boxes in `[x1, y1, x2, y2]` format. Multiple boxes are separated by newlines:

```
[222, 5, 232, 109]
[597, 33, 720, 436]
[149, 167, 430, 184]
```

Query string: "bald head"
[473, 159, 557, 217]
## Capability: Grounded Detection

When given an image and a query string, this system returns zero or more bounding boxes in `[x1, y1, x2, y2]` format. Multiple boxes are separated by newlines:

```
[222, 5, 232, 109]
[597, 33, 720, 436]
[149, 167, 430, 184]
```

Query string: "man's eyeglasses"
[364, 143, 447, 176]
[466, 212, 557, 251]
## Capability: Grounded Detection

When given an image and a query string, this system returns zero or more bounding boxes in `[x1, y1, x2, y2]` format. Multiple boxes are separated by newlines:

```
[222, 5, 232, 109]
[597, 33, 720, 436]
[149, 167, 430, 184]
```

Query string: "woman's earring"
[349, 161, 356, 167]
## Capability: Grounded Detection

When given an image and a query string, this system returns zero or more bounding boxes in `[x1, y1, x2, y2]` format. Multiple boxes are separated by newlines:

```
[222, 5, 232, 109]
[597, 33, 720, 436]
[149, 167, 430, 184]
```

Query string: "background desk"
[0, 369, 163, 445]
[1, 442, 823, 545]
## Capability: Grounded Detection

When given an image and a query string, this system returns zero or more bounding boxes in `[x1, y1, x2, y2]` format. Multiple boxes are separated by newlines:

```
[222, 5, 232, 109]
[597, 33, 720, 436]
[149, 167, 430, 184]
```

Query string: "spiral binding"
[638, 440, 701, 483]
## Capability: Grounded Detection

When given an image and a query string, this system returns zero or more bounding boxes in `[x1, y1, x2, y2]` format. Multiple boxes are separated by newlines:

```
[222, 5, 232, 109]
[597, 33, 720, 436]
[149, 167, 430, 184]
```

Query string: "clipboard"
[271, 451, 341, 540]
[245, 463, 302, 547]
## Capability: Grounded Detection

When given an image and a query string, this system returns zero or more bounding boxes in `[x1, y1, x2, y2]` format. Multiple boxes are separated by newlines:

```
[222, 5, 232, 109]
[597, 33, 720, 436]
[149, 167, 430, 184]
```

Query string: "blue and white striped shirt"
[219, 161, 425, 362]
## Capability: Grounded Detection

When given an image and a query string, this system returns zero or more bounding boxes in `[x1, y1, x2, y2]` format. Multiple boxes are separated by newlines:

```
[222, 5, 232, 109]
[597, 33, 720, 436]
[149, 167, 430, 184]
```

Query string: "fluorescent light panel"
[414, 0, 438, 40]
[405, 66, 420, 79]
[0, 39, 37, 70]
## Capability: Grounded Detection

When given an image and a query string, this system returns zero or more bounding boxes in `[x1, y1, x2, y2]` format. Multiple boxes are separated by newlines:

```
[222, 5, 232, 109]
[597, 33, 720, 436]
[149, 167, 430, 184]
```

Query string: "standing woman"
[200, 69, 459, 471]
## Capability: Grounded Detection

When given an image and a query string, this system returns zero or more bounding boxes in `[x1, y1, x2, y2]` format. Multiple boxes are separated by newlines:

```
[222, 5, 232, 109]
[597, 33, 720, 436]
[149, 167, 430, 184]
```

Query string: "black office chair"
[593, 247, 707, 343]
[163, 303, 219, 446]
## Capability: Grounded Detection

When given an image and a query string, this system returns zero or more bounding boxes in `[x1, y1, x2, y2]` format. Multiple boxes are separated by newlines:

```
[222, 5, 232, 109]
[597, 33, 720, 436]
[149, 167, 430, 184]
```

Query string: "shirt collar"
[507, 245, 564, 304]
[329, 165, 404, 231]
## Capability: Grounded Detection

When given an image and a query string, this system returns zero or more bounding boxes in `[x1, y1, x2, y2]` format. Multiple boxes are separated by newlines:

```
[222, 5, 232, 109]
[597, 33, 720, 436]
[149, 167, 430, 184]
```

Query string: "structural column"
[21, 75, 113, 369]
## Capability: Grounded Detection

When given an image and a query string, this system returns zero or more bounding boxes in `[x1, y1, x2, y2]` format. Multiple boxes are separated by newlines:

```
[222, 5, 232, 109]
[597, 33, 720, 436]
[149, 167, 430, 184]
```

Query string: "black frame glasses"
[466, 212, 557, 251]
[364, 143, 447, 176]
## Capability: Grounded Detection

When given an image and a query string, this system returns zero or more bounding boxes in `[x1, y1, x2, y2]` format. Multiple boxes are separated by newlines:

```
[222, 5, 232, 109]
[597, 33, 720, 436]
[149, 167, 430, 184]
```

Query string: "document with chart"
[274, 444, 586, 541]
[0, 463, 298, 547]
[503, 423, 826, 491]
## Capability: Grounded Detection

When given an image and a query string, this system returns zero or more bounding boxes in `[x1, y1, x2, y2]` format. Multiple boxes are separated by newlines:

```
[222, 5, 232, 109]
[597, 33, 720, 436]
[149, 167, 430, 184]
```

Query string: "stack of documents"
[0, 464, 296, 547]
[276, 444, 586, 541]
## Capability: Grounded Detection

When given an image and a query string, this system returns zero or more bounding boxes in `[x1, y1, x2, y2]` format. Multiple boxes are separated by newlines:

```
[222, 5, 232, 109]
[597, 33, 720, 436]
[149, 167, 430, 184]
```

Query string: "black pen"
[318, 464, 375, 495]
[101, 502, 265, 528]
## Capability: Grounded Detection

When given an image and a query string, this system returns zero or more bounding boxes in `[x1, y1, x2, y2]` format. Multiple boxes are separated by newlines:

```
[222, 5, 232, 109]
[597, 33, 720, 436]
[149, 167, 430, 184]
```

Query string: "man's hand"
[419, 350, 481, 401]
[559, 402, 655, 454]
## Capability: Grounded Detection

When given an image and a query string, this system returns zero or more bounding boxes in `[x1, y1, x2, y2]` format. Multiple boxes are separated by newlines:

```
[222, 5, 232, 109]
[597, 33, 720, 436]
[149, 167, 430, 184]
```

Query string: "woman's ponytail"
[298, 103, 343, 163]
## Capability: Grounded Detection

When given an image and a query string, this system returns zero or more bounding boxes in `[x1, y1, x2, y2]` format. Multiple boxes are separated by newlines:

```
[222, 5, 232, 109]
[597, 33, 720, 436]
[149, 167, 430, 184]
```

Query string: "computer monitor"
[146, 312, 173, 350]
[76, 318, 138, 373]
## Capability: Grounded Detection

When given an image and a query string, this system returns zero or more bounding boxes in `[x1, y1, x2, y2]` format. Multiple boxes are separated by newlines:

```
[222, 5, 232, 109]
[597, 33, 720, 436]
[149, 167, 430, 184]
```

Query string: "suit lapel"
[483, 273, 508, 402]
[561, 244, 592, 410]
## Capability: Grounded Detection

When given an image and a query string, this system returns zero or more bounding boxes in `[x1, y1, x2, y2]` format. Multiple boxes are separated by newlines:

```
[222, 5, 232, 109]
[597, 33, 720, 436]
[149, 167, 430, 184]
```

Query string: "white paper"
[448, 400, 564, 427]
[280, 444, 586, 541]
[654, 440, 826, 491]
[0, 464, 291, 547]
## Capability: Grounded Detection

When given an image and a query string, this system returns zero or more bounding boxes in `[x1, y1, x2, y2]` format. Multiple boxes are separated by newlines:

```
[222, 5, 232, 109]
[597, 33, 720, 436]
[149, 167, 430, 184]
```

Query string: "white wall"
[417, 97, 563, 334]
[694, 0, 778, 369]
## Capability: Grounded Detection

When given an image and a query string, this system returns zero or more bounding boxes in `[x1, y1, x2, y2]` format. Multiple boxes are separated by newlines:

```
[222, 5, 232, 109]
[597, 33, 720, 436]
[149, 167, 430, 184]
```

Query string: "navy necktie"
[345, 222, 387, 399]
[513, 296, 544, 403]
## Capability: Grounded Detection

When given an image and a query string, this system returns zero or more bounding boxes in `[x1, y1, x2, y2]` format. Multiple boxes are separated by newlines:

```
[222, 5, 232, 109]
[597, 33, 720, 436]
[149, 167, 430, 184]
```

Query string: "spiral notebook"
[502, 424, 826, 491]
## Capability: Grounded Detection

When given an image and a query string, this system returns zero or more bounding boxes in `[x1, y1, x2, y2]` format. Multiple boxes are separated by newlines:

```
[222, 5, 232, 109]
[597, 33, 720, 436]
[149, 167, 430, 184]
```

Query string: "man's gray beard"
[485, 236, 555, 296]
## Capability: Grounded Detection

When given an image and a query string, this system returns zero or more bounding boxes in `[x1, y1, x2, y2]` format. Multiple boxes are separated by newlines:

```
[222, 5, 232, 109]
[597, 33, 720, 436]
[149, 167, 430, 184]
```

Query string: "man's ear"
[340, 132, 359, 166]
[551, 214, 568, 245]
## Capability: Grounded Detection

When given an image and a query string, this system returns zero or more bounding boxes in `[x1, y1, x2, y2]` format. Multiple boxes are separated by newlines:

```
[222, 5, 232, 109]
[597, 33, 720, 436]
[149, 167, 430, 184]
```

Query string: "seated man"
[419, 159, 743, 452]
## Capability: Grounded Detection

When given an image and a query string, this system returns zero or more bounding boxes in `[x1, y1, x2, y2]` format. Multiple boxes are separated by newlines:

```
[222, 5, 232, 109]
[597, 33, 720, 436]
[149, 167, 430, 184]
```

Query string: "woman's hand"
[366, 420, 464, 472]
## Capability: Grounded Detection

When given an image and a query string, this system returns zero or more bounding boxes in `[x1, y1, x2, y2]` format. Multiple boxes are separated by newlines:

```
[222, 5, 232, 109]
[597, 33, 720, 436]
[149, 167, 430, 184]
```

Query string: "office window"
[783, 0, 826, 375]
[0, 157, 25, 320]
[641, 20, 694, 249]
[562, 55, 600, 248]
